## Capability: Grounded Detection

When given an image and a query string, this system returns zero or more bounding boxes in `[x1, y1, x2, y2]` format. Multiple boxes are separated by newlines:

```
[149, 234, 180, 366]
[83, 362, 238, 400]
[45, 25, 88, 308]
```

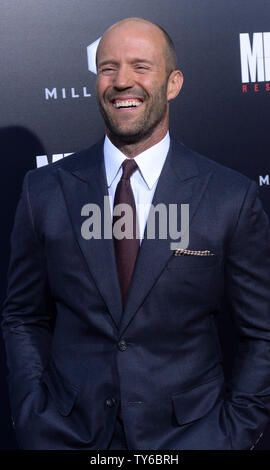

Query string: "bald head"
[96, 17, 178, 77]
[95, 17, 183, 151]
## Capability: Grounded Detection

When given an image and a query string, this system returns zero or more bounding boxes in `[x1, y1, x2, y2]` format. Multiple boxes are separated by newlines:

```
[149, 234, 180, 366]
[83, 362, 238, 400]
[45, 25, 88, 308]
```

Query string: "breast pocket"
[162, 253, 222, 306]
[166, 254, 219, 270]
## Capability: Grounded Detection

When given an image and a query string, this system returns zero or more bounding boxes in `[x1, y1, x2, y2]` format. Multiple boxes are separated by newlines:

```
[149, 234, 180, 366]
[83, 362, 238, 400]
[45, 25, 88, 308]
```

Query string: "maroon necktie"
[113, 158, 140, 308]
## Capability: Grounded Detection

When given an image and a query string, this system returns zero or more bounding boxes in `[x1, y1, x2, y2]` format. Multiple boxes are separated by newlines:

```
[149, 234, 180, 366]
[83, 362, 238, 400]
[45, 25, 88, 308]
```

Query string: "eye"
[134, 65, 151, 74]
[135, 65, 149, 70]
[99, 67, 116, 75]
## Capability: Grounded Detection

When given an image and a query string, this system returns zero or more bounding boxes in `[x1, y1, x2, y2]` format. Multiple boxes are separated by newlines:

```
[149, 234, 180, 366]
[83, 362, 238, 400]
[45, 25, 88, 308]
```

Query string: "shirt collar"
[104, 131, 170, 190]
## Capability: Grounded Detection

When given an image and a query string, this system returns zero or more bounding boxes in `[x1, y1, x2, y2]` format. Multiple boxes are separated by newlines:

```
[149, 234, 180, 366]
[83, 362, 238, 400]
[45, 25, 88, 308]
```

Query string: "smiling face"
[96, 20, 183, 146]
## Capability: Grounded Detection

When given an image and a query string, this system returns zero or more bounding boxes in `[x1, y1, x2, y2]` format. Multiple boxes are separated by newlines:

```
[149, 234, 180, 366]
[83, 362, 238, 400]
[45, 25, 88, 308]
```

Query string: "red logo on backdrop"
[240, 32, 270, 93]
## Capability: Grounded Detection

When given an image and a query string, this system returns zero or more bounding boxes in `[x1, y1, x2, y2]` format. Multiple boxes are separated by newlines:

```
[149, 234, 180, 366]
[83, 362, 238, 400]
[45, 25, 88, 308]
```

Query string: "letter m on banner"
[239, 32, 270, 83]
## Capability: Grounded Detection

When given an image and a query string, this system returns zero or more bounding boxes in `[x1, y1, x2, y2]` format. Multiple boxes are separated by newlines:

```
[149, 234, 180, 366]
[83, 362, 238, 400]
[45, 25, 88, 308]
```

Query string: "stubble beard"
[97, 82, 168, 145]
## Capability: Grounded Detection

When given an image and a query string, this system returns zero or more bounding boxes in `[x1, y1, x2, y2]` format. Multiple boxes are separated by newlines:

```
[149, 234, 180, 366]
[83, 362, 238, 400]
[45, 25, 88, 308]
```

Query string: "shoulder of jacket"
[171, 138, 253, 191]
[25, 138, 104, 187]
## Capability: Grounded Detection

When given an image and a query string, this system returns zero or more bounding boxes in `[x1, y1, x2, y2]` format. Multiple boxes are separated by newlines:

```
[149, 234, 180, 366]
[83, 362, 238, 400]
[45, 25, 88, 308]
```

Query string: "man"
[2, 17, 270, 450]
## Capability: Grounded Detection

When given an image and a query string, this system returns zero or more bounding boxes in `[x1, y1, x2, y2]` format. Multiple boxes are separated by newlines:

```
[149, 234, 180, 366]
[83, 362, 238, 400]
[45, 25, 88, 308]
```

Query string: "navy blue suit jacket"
[2, 138, 270, 449]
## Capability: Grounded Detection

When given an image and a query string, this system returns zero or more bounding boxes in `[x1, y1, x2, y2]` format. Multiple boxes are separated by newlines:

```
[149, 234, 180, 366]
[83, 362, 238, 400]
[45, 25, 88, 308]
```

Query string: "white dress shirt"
[103, 132, 170, 243]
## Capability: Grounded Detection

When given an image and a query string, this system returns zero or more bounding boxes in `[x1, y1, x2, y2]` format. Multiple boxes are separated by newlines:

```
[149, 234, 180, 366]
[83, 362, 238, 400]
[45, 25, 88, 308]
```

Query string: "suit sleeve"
[1, 171, 55, 428]
[224, 179, 270, 449]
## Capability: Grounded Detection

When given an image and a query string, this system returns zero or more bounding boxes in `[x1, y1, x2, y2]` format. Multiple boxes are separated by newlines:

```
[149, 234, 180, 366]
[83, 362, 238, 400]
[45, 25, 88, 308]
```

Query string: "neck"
[106, 124, 169, 158]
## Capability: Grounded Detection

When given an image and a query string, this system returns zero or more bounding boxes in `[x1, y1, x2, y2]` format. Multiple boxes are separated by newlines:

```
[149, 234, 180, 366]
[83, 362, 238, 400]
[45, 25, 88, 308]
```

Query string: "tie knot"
[121, 158, 138, 180]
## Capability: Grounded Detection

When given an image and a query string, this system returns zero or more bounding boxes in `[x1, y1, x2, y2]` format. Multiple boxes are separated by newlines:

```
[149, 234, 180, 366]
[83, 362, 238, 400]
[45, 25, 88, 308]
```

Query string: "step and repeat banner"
[0, 0, 269, 449]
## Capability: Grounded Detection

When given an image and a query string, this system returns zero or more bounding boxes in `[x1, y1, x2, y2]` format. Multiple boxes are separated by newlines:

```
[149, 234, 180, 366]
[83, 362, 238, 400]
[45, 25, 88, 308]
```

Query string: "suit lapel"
[58, 139, 123, 329]
[119, 140, 213, 335]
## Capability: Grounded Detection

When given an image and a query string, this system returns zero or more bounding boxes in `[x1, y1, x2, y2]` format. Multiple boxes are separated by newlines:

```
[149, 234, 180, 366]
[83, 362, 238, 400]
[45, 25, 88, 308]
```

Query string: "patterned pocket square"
[174, 249, 215, 256]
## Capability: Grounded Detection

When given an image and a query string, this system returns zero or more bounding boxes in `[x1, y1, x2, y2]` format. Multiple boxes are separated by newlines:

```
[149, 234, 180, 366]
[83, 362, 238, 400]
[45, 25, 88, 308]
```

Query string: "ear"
[167, 70, 184, 101]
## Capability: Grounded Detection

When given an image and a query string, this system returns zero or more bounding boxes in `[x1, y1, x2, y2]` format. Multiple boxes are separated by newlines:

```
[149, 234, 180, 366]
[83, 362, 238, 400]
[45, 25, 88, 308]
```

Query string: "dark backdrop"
[1, 0, 269, 449]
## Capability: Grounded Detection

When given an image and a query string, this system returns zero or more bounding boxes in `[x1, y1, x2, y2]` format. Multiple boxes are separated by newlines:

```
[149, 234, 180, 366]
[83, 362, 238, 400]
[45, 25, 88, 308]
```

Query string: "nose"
[113, 65, 134, 90]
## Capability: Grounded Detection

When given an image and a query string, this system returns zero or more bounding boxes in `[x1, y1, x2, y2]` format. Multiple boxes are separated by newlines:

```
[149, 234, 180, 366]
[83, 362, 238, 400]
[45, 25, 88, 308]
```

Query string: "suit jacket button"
[105, 398, 116, 408]
[11, 417, 16, 429]
[118, 340, 127, 351]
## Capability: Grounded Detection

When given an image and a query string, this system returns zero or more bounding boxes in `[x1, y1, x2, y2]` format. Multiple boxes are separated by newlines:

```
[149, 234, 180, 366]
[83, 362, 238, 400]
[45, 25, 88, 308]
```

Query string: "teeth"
[113, 100, 142, 108]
